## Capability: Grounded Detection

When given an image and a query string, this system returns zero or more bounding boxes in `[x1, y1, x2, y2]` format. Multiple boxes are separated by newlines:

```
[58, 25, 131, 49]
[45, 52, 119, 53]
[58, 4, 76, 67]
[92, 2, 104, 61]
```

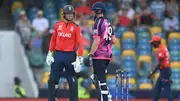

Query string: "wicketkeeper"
[46, 5, 83, 101]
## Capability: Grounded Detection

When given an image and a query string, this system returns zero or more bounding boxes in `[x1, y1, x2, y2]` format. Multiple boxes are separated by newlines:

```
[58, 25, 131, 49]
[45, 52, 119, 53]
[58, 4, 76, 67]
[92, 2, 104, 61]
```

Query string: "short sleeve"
[92, 18, 104, 38]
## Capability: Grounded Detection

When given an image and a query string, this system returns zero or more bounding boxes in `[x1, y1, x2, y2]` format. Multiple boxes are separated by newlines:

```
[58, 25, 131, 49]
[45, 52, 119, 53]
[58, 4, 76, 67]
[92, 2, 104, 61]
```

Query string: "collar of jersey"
[62, 19, 74, 24]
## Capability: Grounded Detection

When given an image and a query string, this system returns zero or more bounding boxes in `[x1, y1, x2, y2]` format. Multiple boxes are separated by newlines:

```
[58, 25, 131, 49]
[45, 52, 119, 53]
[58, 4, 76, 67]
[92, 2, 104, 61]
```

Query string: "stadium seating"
[135, 27, 149, 34]
[149, 26, 162, 36]
[107, 78, 116, 89]
[122, 50, 136, 58]
[168, 32, 180, 39]
[11, 1, 24, 13]
[28, 7, 38, 21]
[115, 26, 127, 38]
[138, 55, 152, 71]
[122, 31, 136, 42]
[11, 0, 180, 91]
[139, 83, 153, 89]
[122, 38, 135, 50]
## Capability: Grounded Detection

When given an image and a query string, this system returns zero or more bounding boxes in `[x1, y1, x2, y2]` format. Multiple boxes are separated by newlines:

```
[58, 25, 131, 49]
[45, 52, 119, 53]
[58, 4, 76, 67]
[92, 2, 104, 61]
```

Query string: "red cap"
[149, 35, 161, 43]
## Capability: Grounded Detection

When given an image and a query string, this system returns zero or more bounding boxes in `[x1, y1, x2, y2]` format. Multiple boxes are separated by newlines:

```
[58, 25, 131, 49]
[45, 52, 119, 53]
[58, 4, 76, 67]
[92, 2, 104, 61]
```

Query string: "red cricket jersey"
[156, 44, 170, 69]
[49, 20, 83, 56]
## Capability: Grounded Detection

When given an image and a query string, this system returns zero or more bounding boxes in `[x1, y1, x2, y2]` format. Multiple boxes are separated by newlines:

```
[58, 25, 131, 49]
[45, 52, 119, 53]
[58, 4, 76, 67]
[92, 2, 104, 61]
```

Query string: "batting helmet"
[91, 2, 105, 14]
[62, 5, 75, 20]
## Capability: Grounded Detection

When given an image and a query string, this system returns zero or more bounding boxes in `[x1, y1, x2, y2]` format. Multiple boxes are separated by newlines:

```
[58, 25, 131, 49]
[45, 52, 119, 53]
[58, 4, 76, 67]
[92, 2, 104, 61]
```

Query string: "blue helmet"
[91, 2, 105, 13]
[62, 5, 75, 21]
[63, 5, 75, 13]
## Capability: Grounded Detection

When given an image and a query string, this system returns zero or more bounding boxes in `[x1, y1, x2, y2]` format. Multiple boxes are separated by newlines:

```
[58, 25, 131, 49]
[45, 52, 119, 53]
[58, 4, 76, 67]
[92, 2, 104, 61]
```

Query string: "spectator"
[129, 13, 139, 30]
[135, 0, 149, 13]
[164, 0, 179, 16]
[13, 77, 26, 98]
[32, 10, 49, 38]
[75, 0, 91, 18]
[114, 7, 131, 27]
[150, 0, 166, 20]
[137, 7, 154, 26]
[15, 11, 32, 51]
[163, 9, 179, 39]
[118, 5, 135, 20]
[119, 0, 133, 10]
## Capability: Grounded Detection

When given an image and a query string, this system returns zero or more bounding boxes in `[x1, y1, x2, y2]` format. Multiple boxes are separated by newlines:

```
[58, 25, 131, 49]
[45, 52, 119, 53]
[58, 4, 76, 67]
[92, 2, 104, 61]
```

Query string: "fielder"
[84, 2, 117, 101]
[148, 35, 173, 101]
[46, 5, 83, 101]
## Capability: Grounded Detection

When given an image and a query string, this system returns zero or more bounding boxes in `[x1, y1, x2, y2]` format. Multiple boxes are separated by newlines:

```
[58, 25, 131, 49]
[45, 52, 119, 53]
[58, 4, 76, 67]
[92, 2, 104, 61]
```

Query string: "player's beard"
[152, 42, 159, 48]
[94, 15, 97, 21]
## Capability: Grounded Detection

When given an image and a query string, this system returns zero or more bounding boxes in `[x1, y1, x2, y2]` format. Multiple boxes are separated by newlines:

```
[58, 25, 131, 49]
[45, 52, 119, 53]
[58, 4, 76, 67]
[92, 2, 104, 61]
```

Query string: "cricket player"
[46, 5, 83, 101]
[148, 35, 173, 101]
[84, 2, 117, 101]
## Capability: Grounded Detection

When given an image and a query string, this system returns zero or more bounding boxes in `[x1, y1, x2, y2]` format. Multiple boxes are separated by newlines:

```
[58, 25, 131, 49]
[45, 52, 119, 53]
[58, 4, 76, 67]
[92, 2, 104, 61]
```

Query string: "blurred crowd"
[11, 0, 179, 94]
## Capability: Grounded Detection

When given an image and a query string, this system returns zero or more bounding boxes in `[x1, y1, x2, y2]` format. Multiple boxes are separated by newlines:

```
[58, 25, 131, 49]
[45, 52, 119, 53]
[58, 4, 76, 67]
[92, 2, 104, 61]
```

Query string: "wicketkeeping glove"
[46, 51, 54, 66]
[72, 56, 83, 73]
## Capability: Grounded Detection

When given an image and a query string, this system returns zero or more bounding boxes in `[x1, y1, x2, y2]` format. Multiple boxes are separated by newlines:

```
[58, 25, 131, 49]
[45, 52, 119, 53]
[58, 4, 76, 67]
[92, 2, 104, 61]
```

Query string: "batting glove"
[46, 51, 54, 66]
[83, 54, 93, 67]
[72, 56, 83, 73]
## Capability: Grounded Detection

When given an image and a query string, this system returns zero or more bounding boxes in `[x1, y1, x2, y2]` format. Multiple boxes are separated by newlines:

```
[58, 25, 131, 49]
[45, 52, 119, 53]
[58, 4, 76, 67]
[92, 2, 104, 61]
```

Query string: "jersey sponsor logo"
[58, 32, 72, 38]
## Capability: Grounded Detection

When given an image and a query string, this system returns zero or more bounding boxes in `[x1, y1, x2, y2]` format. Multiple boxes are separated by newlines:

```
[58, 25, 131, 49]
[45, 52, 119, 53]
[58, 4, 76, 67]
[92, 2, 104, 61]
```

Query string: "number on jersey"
[104, 25, 113, 46]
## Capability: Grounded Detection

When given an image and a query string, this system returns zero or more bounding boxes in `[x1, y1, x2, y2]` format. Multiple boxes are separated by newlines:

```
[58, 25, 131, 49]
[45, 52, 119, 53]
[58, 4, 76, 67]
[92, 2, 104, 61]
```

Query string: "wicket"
[115, 69, 129, 101]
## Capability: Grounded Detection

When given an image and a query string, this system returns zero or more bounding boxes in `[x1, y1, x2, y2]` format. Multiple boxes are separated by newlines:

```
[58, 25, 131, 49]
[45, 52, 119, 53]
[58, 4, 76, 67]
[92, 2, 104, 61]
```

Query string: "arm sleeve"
[49, 24, 58, 52]
[76, 26, 83, 56]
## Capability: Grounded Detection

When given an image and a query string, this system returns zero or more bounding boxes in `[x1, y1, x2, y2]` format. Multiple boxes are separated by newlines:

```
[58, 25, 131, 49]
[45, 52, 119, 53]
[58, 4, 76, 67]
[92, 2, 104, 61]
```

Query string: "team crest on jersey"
[58, 25, 63, 30]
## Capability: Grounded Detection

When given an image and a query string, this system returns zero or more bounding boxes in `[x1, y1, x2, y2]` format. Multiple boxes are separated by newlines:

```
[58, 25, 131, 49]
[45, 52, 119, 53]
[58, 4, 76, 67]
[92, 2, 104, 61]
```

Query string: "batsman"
[46, 5, 83, 101]
[84, 2, 117, 101]
[148, 35, 173, 101]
